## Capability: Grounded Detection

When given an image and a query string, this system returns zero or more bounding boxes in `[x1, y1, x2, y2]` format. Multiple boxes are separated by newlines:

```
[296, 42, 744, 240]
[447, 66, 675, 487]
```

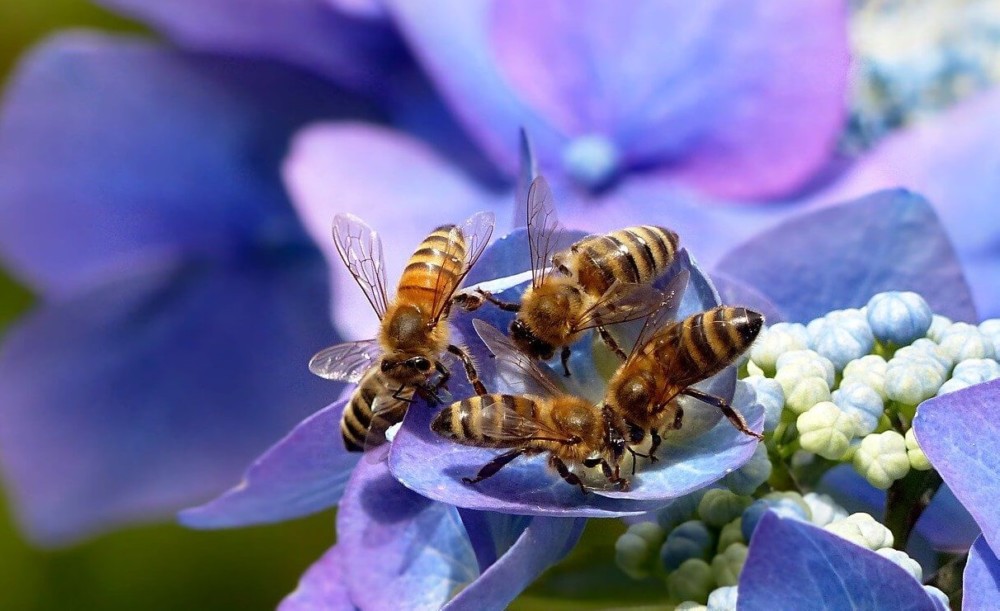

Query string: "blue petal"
[0, 33, 363, 297]
[0, 254, 338, 545]
[458, 509, 532, 572]
[711, 272, 784, 324]
[179, 399, 357, 529]
[95, 0, 402, 92]
[715, 189, 978, 323]
[444, 516, 585, 611]
[390, 0, 849, 199]
[965, 536, 1000, 609]
[337, 447, 479, 611]
[740, 512, 942, 610]
[279, 545, 355, 611]
[913, 379, 1000, 551]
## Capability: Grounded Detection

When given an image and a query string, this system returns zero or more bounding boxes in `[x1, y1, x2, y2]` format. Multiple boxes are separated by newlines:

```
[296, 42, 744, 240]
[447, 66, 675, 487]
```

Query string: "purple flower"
[0, 32, 383, 545]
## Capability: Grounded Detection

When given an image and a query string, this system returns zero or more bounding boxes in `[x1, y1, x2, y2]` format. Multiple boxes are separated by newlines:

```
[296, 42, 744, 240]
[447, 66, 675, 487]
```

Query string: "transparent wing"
[569, 280, 667, 334]
[626, 270, 691, 365]
[332, 214, 390, 320]
[308, 339, 382, 382]
[473, 319, 564, 399]
[430, 211, 496, 322]
[525, 176, 562, 289]
[467, 395, 577, 444]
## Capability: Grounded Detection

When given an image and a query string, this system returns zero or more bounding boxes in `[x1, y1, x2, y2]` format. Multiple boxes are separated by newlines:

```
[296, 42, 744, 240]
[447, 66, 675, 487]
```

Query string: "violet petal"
[740, 512, 943, 610]
[278, 544, 355, 611]
[913, 379, 1000, 551]
[715, 189, 977, 323]
[95, 0, 401, 92]
[487, 0, 849, 199]
[180, 399, 357, 529]
[965, 536, 1000, 610]
[0, 255, 338, 545]
[0, 33, 364, 297]
[337, 447, 479, 610]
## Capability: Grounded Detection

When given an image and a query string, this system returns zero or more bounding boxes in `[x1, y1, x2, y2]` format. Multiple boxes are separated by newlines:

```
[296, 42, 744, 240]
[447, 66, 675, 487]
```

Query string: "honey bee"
[462, 176, 679, 375]
[604, 301, 765, 457]
[310, 212, 494, 451]
[431, 320, 632, 492]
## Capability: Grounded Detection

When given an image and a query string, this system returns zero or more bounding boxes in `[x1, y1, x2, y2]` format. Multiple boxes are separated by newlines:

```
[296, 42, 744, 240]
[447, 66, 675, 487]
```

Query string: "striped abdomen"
[571, 225, 679, 296]
[395, 224, 467, 308]
[654, 306, 764, 392]
[431, 394, 542, 448]
[341, 370, 414, 452]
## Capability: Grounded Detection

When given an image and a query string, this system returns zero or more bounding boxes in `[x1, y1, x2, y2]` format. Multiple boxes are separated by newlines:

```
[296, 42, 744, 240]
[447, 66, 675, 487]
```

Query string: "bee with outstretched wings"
[310, 211, 494, 452]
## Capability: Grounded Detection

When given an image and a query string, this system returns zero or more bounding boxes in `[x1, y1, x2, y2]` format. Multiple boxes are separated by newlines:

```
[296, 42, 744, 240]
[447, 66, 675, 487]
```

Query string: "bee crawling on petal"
[309, 211, 494, 452]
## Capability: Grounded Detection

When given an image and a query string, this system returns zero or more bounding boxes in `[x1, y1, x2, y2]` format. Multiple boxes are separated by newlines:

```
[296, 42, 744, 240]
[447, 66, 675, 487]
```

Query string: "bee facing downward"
[460, 176, 679, 376]
[432, 320, 632, 492]
[310, 212, 494, 451]
[604, 295, 765, 457]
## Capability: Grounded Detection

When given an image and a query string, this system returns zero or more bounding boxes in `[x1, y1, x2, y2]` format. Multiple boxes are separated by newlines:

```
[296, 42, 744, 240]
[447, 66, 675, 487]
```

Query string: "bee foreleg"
[682, 387, 764, 440]
[550, 456, 588, 494]
[391, 385, 417, 404]
[600, 460, 630, 491]
[560, 346, 572, 377]
[477, 289, 521, 312]
[447, 344, 487, 396]
[648, 429, 663, 457]
[432, 361, 451, 391]
[597, 326, 628, 362]
[463, 448, 526, 485]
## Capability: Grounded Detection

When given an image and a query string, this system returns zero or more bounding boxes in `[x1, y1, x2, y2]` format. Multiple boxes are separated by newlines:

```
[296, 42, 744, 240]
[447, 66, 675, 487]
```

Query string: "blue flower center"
[561, 135, 621, 191]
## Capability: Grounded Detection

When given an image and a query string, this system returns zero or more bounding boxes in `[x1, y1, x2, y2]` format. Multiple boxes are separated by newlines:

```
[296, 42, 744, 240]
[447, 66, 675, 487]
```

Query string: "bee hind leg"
[597, 326, 628, 362]
[550, 456, 588, 494]
[476, 289, 521, 312]
[463, 448, 526, 485]
[682, 387, 763, 440]
[447, 344, 487, 396]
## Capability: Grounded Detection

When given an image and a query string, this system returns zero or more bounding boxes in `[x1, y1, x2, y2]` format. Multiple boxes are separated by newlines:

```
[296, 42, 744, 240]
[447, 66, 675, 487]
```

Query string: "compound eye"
[413, 357, 431, 372]
[582, 456, 601, 468]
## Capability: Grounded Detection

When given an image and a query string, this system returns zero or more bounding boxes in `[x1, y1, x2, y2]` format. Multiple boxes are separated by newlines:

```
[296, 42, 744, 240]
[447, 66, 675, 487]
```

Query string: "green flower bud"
[905, 427, 932, 471]
[841, 354, 888, 401]
[717, 518, 744, 553]
[779, 375, 832, 415]
[698, 489, 753, 529]
[797, 401, 858, 460]
[711, 543, 748, 587]
[667, 558, 715, 604]
[749, 323, 810, 375]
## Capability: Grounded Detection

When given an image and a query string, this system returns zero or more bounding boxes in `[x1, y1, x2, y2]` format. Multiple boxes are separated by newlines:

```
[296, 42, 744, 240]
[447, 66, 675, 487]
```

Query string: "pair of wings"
[523, 177, 666, 333]
[309, 211, 495, 382]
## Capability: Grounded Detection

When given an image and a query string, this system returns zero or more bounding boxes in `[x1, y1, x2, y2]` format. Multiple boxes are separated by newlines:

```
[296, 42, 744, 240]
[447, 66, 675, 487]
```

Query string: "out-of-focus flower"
[0, 33, 381, 545]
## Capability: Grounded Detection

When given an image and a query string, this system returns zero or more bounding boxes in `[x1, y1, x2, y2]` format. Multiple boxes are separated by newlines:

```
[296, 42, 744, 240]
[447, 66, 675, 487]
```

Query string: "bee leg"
[477, 289, 522, 312]
[463, 448, 526, 485]
[560, 346, 572, 377]
[648, 429, 663, 457]
[549, 456, 588, 494]
[391, 385, 417, 404]
[597, 326, 628, 362]
[412, 383, 445, 406]
[672, 404, 684, 430]
[682, 387, 764, 440]
[447, 344, 488, 396]
[432, 361, 451, 392]
[601, 460, 630, 491]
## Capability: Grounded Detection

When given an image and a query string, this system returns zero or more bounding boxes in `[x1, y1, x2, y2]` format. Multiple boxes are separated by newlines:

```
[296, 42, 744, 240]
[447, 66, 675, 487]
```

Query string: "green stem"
[884, 469, 943, 551]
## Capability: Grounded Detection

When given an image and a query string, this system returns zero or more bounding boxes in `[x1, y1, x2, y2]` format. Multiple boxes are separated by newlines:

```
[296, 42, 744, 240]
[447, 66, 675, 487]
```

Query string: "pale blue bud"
[807, 310, 875, 371]
[741, 493, 810, 541]
[866, 292, 933, 346]
[832, 381, 884, 435]
[775, 350, 836, 387]
[926, 314, 953, 342]
[885, 356, 946, 405]
[876, 548, 922, 581]
[937, 322, 996, 362]
[842, 354, 888, 400]
[707, 585, 739, 611]
[723, 443, 772, 496]
[661, 520, 715, 571]
[824, 512, 894, 550]
[803, 492, 849, 527]
[749, 323, 810, 375]
[980, 319, 1000, 356]
[742, 375, 784, 432]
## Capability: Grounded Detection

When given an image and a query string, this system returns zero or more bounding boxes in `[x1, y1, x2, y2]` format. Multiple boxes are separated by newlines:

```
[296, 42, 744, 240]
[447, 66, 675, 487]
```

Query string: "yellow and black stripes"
[663, 306, 763, 388]
[572, 225, 679, 296]
[396, 224, 466, 309]
[432, 394, 539, 448]
[341, 370, 413, 452]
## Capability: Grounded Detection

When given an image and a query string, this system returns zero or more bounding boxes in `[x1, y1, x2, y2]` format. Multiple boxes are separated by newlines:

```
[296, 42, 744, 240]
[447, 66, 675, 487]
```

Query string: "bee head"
[380, 355, 434, 384]
[509, 318, 556, 360]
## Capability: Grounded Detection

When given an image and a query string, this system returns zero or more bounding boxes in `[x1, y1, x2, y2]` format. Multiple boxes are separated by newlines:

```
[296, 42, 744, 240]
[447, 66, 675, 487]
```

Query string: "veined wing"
[473, 319, 564, 399]
[624, 270, 690, 366]
[526, 176, 562, 289]
[308, 338, 382, 382]
[470, 394, 577, 444]
[362, 393, 412, 462]
[332, 213, 390, 320]
[430, 211, 496, 322]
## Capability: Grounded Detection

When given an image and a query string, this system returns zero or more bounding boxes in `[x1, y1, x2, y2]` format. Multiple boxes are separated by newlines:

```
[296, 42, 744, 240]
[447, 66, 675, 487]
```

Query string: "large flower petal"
[391, 0, 848, 199]
[913, 379, 1000, 552]
[740, 512, 944, 610]
[338, 446, 480, 610]
[179, 399, 356, 529]
[95, 0, 401, 91]
[0, 33, 363, 297]
[279, 545, 355, 611]
[965, 536, 1000, 610]
[0, 253, 338, 545]
[715, 189, 977, 323]
[282, 123, 507, 339]
[815, 89, 1000, 318]
[489, 0, 849, 199]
